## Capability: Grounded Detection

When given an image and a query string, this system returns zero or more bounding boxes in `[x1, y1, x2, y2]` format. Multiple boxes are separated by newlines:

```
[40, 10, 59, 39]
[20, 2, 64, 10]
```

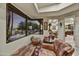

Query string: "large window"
[6, 4, 43, 43]
[27, 19, 43, 35]
[6, 4, 27, 43]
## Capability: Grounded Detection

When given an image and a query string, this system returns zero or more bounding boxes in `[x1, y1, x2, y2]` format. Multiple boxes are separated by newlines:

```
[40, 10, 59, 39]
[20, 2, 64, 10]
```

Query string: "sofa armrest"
[42, 43, 54, 51]
[63, 48, 75, 56]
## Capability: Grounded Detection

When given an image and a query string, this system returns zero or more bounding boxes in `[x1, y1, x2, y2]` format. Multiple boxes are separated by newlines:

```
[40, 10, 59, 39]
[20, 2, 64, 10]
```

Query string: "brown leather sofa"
[11, 39, 74, 56]
[42, 39, 75, 56]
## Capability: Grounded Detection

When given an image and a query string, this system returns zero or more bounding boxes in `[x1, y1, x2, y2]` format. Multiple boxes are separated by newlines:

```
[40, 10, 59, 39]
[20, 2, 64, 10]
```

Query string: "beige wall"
[0, 4, 6, 46]
[74, 12, 79, 54]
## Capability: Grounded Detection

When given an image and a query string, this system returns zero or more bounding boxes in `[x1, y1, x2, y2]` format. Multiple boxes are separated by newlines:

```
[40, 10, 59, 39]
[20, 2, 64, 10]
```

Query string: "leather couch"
[42, 39, 75, 56]
[11, 39, 74, 56]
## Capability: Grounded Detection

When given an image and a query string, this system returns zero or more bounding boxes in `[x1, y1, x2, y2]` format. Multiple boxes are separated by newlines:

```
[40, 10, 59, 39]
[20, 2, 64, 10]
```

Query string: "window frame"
[6, 3, 28, 43]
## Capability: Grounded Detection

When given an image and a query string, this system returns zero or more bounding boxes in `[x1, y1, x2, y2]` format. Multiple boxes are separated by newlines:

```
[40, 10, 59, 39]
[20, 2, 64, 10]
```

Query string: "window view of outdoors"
[7, 12, 26, 43]
[27, 20, 43, 35]
[6, 4, 43, 43]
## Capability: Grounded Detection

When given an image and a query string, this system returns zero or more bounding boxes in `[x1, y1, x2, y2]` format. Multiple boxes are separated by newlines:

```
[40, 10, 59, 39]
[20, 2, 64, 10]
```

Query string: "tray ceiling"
[34, 3, 74, 13]
[37, 3, 60, 8]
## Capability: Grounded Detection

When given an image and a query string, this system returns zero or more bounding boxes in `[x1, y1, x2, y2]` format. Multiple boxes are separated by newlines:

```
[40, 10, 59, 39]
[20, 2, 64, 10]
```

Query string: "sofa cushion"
[31, 36, 41, 45]
[53, 39, 74, 56]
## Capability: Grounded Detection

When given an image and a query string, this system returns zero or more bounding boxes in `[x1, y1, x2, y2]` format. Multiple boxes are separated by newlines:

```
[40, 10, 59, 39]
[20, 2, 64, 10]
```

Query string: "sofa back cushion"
[53, 39, 74, 56]
[31, 36, 41, 46]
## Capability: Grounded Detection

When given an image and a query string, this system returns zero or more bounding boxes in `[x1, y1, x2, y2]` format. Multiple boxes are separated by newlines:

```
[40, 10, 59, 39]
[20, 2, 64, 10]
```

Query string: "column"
[58, 17, 65, 40]
[74, 12, 79, 54]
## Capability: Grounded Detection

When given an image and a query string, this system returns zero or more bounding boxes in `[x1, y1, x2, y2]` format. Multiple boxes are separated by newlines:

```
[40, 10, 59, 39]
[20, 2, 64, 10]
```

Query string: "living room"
[0, 3, 79, 56]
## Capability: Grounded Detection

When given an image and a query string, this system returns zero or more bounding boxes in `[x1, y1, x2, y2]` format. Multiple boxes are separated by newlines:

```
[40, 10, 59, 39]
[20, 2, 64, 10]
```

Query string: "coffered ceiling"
[12, 3, 79, 19]
[34, 3, 73, 13]
[36, 3, 59, 9]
